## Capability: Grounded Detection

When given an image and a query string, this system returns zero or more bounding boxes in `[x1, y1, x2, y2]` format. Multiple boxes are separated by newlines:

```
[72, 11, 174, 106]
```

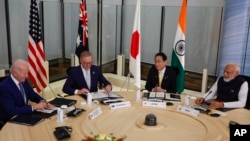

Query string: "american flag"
[28, 0, 47, 93]
[75, 0, 89, 58]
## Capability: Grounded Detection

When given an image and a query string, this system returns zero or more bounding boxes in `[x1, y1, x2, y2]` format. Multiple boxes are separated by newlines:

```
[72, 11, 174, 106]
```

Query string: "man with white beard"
[195, 63, 248, 109]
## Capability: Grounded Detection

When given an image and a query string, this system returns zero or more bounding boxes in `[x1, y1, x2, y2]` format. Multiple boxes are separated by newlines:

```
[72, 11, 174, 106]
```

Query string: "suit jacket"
[0, 76, 44, 122]
[145, 66, 177, 93]
[63, 65, 111, 95]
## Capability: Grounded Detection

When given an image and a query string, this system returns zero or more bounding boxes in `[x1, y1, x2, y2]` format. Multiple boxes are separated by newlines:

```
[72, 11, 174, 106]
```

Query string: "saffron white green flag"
[129, 0, 141, 89]
[171, 0, 186, 94]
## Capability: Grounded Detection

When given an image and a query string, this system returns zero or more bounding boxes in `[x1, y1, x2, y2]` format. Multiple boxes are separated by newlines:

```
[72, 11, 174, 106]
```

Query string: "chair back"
[0, 76, 7, 83]
[239, 75, 250, 109]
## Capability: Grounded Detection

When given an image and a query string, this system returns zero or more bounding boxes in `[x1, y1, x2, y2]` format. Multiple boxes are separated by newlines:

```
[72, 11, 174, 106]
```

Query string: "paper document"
[90, 92, 123, 100]
[37, 108, 57, 114]
[149, 92, 165, 99]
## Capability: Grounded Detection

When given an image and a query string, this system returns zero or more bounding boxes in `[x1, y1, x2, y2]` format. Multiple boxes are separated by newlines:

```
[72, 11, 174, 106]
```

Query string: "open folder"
[8, 114, 45, 126]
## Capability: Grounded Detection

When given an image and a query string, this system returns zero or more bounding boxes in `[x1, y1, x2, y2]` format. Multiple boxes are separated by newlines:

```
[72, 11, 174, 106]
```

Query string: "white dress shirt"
[203, 79, 248, 108]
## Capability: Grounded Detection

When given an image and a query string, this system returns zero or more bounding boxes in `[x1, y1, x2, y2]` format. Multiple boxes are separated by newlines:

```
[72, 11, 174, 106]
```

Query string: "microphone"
[203, 90, 212, 101]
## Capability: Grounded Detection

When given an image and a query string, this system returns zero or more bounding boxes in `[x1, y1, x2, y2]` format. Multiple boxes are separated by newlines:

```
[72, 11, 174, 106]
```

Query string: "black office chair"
[0, 76, 7, 130]
[169, 66, 179, 76]
[239, 75, 250, 109]
[66, 67, 74, 76]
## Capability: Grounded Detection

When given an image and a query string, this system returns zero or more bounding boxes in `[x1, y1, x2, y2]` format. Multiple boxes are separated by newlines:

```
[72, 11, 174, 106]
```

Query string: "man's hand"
[33, 102, 47, 111]
[46, 103, 56, 109]
[208, 101, 224, 109]
[195, 97, 204, 105]
[77, 88, 90, 95]
[153, 86, 164, 92]
[104, 85, 112, 93]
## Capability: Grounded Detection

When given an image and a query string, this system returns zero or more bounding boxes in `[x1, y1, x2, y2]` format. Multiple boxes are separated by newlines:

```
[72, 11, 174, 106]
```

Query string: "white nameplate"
[177, 105, 199, 117]
[109, 101, 131, 110]
[142, 101, 166, 108]
[88, 107, 102, 120]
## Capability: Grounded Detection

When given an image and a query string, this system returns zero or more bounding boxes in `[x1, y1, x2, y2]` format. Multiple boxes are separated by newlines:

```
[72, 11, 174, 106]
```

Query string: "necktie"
[158, 71, 162, 86]
[19, 83, 27, 104]
[86, 70, 91, 89]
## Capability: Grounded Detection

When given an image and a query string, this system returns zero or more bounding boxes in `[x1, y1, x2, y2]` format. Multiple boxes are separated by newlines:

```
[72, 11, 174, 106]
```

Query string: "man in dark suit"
[0, 59, 54, 130]
[145, 52, 177, 93]
[63, 51, 112, 95]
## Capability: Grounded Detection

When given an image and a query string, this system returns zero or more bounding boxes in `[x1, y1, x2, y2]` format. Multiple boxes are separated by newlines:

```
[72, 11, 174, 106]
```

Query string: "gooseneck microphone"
[201, 90, 213, 105]
[203, 90, 212, 101]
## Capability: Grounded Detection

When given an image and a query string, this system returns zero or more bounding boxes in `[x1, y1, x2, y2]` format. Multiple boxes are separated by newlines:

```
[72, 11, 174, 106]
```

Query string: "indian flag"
[171, 0, 186, 94]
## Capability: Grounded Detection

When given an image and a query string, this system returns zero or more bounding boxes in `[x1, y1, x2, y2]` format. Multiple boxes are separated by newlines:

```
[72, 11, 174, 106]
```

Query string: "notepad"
[8, 115, 45, 126]
[33, 108, 57, 118]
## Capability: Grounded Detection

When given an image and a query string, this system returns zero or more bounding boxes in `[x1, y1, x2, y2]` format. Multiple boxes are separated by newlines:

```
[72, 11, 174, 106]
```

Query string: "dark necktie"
[19, 83, 27, 104]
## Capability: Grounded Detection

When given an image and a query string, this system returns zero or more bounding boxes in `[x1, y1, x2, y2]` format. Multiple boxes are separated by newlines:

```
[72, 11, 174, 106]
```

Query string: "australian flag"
[75, 0, 89, 58]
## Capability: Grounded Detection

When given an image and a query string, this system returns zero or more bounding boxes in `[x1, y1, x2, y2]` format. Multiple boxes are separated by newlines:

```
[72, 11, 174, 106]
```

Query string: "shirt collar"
[159, 67, 166, 74]
[10, 74, 20, 88]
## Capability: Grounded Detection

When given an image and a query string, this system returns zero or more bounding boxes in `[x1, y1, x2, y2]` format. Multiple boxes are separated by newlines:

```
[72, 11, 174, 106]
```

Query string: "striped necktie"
[19, 83, 27, 104]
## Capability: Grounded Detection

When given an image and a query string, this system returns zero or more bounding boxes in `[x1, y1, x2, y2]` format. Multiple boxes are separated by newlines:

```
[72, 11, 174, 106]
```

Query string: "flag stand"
[41, 61, 57, 99]
[119, 72, 131, 92]
[41, 84, 56, 99]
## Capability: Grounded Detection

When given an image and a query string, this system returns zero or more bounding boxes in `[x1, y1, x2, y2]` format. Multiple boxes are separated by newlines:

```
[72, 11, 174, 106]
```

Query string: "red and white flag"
[75, 0, 89, 59]
[28, 0, 47, 93]
[129, 0, 141, 89]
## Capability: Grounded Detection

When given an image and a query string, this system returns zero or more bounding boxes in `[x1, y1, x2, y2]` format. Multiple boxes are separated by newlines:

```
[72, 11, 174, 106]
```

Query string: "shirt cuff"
[74, 90, 78, 95]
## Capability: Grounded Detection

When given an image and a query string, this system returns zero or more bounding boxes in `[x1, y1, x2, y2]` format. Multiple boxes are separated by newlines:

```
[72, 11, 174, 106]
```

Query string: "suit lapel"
[78, 66, 88, 88]
[8, 77, 26, 105]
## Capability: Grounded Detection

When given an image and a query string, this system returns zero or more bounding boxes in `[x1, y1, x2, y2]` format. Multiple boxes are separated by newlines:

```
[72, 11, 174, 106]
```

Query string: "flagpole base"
[136, 89, 141, 102]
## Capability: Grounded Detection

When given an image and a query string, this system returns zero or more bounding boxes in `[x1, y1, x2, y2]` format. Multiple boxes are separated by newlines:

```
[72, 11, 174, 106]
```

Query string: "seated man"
[195, 63, 248, 109]
[63, 51, 112, 95]
[145, 52, 177, 93]
[0, 59, 54, 129]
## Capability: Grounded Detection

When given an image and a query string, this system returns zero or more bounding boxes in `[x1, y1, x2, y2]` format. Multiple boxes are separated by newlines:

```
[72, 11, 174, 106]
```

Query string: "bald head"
[10, 59, 29, 82]
[223, 63, 240, 82]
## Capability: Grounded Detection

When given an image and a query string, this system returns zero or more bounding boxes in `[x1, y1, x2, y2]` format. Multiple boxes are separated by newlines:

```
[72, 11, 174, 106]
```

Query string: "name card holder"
[88, 107, 102, 120]
[109, 101, 131, 110]
[142, 101, 166, 108]
[177, 105, 199, 117]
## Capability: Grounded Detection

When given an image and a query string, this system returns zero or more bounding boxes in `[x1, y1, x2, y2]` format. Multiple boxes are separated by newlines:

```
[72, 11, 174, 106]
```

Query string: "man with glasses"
[195, 63, 248, 109]
[63, 51, 112, 95]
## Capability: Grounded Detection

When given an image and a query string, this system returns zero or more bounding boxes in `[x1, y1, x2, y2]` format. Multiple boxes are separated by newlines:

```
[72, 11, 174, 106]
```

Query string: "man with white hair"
[0, 59, 54, 130]
[195, 63, 248, 109]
